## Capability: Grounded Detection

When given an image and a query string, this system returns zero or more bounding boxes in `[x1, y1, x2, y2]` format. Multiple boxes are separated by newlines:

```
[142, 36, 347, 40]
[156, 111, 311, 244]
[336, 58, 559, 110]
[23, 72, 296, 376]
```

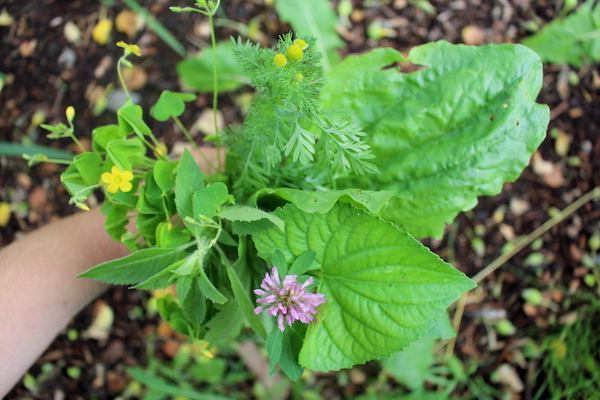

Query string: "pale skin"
[0, 148, 222, 397]
[0, 208, 129, 396]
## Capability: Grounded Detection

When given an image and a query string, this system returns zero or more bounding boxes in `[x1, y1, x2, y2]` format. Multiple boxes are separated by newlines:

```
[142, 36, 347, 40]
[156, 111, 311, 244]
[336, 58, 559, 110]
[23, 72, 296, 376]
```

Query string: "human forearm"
[0, 208, 130, 396]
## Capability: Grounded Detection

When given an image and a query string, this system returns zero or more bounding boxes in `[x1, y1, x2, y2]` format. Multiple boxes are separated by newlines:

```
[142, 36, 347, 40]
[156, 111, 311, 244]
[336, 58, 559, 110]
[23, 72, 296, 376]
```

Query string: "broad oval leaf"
[252, 203, 475, 371]
[322, 42, 549, 238]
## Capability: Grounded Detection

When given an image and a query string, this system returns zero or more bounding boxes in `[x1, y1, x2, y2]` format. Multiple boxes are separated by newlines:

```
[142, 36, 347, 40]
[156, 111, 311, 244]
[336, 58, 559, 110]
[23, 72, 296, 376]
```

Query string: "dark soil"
[1, 0, 599, 399]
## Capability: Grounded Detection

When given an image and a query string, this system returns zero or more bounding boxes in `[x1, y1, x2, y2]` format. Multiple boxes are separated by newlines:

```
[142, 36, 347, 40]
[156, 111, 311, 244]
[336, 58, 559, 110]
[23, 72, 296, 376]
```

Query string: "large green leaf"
[177, 41, 248, 93]
[275, 0, 343, 72]
[252, 203, 475, 371]
[522, 0, 600, 67]
[322, 41, 549, 238]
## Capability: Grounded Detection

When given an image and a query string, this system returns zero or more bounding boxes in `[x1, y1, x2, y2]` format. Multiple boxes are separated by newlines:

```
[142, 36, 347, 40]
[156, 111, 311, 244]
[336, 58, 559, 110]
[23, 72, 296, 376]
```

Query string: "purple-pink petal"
[253, 266, 327, 332]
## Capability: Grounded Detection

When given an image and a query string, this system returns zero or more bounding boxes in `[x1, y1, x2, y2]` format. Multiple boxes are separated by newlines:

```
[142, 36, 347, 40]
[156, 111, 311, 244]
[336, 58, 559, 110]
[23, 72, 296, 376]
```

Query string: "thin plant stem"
[117, 58, 131, 100]
[445, 186, 600, 361]
[208, 12, 222, 172]
[472, 186, 600, 284]
[173, 115, 216, 172]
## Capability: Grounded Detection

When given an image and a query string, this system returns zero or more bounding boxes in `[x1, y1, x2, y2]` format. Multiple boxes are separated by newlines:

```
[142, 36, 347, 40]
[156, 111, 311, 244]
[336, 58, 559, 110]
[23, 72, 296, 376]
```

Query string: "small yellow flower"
[286, 44, 303, 62]
[65, 106, 75, 123]
[273, 53, 287, 67]
[92, 19, 112, 45]
[116, 41, 142, 57]
[293, 73, 304, 83]
[294, 38, 308, 50]
[101, 166, 134, 194]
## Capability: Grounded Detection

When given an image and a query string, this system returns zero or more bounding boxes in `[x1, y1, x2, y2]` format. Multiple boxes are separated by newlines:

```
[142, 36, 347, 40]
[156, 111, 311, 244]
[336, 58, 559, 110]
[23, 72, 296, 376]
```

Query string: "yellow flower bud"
[294, 39, 308, 50]
[294, 73, 304, 83]
[286, 44, 303, 62]
[273, 53, 287, 67]
[65, 106, 75, 122]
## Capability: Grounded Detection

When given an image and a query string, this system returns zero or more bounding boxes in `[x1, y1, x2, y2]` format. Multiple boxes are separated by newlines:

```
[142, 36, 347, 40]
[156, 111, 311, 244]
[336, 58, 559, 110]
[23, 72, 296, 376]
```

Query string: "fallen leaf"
[462, 25, 486, 45]
[509, 197, 530, 216]
[92, 19, 112, 45]
[0, 9, 14, 26]
[555, 131, 570, 156]
[0, 202, 11, 227]
[195, 108, 224, 136]
[63, 21, 81, 43]
[115, 10, 143, 38]
[83, 300, 114, 340]
[19, 40, 37, 57]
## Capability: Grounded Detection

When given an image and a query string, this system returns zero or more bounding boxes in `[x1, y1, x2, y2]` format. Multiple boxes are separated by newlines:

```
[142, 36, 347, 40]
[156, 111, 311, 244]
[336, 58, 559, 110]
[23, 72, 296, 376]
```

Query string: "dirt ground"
[1, 0, 599, 399]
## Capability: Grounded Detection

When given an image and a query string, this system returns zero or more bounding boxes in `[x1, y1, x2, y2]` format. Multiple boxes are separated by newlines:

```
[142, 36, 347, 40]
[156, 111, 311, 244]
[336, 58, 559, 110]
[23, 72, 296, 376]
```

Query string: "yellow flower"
[293, 73, 304, 83]
[286, 44, 303, 62]
[101, 166, 134, 194]
[116, 41, 142, 57]
[273, 53, 287, 67]
[92, 19, 112, 45]
[294, 38, 308, 50]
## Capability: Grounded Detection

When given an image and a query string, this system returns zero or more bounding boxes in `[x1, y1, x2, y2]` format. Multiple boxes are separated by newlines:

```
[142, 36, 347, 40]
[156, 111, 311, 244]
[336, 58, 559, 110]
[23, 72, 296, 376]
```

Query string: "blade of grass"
[0, 142, 74, 160]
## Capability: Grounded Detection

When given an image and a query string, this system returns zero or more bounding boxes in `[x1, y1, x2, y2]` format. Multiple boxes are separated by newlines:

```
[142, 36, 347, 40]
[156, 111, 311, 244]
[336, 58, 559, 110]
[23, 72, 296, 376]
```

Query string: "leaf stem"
[116, 58, 131, 100]
[208, 12, 222, 172]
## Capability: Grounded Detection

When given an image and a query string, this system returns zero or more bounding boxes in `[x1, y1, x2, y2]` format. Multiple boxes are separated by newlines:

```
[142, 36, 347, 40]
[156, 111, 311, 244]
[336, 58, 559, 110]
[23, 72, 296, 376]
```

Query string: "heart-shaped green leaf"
[152, 90, 197, 122]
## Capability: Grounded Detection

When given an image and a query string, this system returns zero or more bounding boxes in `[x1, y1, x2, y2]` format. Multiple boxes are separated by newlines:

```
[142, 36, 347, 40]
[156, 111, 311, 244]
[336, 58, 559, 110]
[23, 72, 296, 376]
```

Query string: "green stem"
[173, 115, 216, 172]
[208, 12, 222, 172]
[117, 58, 131, 99]
[41, 158, 73, 165]
[69, 132, 87, 154]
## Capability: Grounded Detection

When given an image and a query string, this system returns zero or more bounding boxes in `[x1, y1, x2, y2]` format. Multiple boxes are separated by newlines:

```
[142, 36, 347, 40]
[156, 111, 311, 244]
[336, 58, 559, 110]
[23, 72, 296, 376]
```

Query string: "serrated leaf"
[249, 188, 394, 215]
[275, 0, 343, 72]
[152, 90, 197, 122]
[253, 203, 475, 371]
[322, 42, 549, 238]
[78, 247, 187, 285]
[217, 205, 285, 231]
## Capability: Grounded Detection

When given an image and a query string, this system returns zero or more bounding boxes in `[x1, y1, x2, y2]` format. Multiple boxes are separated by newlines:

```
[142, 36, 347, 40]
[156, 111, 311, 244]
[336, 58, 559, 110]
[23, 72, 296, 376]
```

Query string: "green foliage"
[253, 203, 475, 370]
[39, 1, 550, 378]
[177, 42, 248, 93]
[275, 0, 344, 72]
[322, 42, 549, 238]
[522, 0, 600, 67]
[152, 90, 197, 121]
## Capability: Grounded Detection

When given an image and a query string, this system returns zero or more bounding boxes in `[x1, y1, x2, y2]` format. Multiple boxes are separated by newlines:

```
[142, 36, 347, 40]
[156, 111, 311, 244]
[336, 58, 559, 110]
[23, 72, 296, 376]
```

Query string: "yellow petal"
[119, 181, 133, 193]
[101, 172, 114, 184]
[111, 165, 122, 175]
[107, 183, 119, 193]
[121, 170, 134, 181]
